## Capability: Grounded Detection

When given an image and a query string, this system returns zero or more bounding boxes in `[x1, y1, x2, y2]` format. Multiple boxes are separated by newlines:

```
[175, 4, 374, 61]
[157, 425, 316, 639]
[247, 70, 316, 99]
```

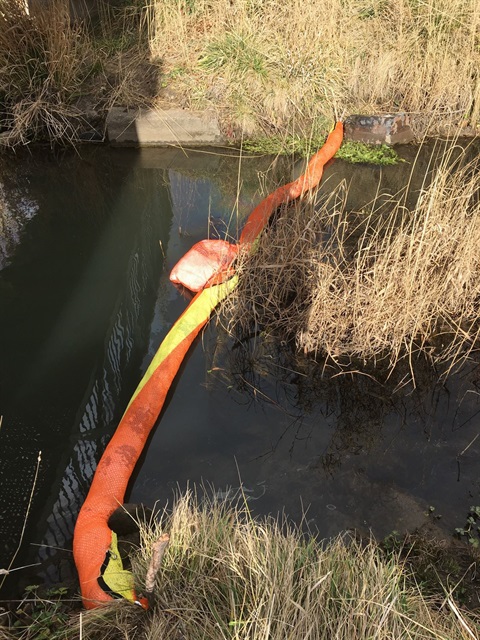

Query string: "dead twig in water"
[458, 433, 480, 458]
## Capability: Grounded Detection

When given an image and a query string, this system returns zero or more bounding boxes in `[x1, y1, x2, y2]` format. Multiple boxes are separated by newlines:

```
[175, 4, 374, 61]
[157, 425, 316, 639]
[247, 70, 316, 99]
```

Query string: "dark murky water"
[0, 140, 479, 599]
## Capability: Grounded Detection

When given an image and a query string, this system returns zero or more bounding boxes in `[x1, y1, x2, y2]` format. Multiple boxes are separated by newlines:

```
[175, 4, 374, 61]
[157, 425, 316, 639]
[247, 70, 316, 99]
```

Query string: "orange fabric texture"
[170, 124, 344, 291]
[73, 281, 237, 608]
[170, 239, 239, 292]
[239, 122, 344, 245]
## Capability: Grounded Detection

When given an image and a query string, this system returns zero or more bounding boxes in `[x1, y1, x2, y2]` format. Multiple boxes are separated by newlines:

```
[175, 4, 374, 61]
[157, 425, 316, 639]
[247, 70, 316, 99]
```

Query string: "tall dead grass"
[150, 0, 480, 138]
[69, 490, 479, 640]
[2, 0, 478, 145]
[0, 0, 93, 145]
[222, 145, 480, 379]
[0, 0, 155, 146]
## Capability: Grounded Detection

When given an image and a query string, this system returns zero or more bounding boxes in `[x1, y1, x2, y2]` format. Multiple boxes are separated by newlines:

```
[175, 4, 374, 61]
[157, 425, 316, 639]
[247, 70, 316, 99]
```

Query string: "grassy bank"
[1, 0, 479, 146]
[5, 491, 478, 639]
[150, 0, 480, 139]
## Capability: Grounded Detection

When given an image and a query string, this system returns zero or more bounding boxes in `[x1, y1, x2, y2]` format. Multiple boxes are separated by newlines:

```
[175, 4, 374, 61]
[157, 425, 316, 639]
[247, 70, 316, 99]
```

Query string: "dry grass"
[2, 0, 479, 145]
[0, 0, 92, 145]
[0, 0, 156, 146]
[149, 0, 480, 139]
[68, 489, 479, 640]
[222, 143, 480, 380]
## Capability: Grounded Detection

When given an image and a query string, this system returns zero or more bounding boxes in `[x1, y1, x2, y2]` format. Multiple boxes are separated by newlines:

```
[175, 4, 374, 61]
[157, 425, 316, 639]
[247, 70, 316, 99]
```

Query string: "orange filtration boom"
[73, 122, 343, 609]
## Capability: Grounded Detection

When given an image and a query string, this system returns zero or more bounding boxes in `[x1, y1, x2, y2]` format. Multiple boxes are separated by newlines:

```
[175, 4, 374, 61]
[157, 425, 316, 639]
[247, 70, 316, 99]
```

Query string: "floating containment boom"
[73, 121, 344, 609]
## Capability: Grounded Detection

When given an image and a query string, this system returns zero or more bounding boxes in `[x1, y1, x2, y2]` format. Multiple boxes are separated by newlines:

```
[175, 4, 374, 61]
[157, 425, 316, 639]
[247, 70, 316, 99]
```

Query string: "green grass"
[242, 134, 403, 165]
[336, 140, 402, 165]
[199, 31, 268, 78]
[3, 585, 70, 640]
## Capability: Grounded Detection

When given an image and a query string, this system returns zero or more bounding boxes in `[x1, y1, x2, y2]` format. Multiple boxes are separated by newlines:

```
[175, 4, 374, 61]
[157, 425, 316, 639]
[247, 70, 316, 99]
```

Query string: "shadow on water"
[0, 138, 479, 599]
[0, 145, 170, 595]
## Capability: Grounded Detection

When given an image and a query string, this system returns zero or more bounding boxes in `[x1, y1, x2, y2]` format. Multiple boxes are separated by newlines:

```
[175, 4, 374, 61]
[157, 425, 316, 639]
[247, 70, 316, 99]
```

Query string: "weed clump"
[243, 135, 402, 165]
[68, 490, 479, 640]
[0, 0, 93, 145]
[223, 147, 480, 379]
[0, 0, 156, 146]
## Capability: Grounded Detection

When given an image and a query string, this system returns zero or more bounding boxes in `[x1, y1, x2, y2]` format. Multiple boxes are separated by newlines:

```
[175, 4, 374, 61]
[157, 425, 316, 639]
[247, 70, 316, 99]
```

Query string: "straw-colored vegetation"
[151, 0, 480, 139]
[223, 144, 480, 379]
[3, 491, 479, 639]
[56, 490, 478, 640]
[1, 2, 480, 637]
[1, 0, 479, 145]
[0, 0, 90, 145]
[0, 0, 154, 146]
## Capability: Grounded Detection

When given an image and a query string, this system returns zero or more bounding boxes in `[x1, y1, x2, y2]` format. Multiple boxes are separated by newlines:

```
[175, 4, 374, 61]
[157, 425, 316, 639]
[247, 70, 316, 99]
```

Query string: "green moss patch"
[336, 140, 402, 165]
[242, 134, 403, 165]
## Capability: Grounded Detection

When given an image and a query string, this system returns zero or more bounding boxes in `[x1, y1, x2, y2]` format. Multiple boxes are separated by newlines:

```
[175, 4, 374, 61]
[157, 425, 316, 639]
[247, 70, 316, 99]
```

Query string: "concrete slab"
[106, 106, 225, 147]
[344, 113, 415, 145]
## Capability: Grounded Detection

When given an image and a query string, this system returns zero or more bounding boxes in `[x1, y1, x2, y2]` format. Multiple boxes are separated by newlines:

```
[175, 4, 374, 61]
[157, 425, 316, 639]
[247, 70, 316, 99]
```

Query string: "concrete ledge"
[344, 114, 415, 145]
[106, 106, 225, 146]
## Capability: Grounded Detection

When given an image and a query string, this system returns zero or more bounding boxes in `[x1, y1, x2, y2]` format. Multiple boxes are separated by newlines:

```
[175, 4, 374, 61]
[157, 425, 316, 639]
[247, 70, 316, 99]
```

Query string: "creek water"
[0, 140, 479, 599]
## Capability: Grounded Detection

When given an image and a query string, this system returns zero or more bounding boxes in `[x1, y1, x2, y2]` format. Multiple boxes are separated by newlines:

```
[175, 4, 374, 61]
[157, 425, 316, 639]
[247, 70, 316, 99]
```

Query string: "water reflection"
[0, 149, 171, 594]
[220, 335, 454, 466]
[129, 141, 480, 546]
[204, 345, 475, 543]
[37, 215, 164, 586]
[0, 141, 479, 600]
[0, 161, 39, 270]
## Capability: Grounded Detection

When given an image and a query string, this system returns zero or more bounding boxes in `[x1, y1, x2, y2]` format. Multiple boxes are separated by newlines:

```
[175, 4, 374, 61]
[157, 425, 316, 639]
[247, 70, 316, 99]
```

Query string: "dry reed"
[0, 0, 93, 145]
[69, 489, 479, 640]
[0, 0, 155, 146]
[149, 0, 480, 139]
[2, 0, 478, 145]
[222, 144, 480, 379]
